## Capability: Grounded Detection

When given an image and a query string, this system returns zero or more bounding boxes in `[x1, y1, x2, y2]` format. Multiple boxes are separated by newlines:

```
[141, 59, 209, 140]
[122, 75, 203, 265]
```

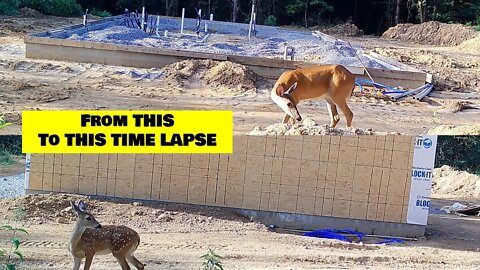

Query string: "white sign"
[407, 135, 438, 225]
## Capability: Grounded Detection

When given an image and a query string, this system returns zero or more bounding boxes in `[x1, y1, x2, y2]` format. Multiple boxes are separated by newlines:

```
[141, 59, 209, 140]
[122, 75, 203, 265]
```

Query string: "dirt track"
[0, 190, 479, 270]
[0, 161, 480, 269]
[0, 16, 480, 135]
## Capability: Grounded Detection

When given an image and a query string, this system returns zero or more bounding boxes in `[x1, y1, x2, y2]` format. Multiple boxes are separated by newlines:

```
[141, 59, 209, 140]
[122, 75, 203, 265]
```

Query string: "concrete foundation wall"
[24, 15, 432, 88]
[239, 209, 425, 237]
[28, 135, 416, 231]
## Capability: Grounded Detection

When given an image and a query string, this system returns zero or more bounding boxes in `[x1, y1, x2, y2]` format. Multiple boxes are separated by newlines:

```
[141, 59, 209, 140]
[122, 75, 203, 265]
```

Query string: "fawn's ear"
[70, 201, 81, 215]
[275, 85, 285, 97]
[78, 201, 87, 212]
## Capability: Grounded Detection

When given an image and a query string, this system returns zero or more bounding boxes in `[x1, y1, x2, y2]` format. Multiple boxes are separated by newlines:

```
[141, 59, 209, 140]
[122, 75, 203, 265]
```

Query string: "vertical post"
[141, 6, 145, 31]
[248, 4, 255, 41]
[24, 153, 31, 194]
[83, 9, 88, 27]
[181, 8, 185, 34]
[205, 23, 208, 32]
[253, 12, 256, 35]
[156, 15, 160, 35]
[210, 14, 213, 21]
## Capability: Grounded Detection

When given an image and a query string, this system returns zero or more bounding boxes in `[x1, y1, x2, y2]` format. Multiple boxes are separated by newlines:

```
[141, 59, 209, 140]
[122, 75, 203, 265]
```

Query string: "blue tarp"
[302, 229, 405, 245]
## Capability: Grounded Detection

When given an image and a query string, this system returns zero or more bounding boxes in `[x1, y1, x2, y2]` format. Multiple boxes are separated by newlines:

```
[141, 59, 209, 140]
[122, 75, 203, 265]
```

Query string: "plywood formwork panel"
[27, 135, 417, 225]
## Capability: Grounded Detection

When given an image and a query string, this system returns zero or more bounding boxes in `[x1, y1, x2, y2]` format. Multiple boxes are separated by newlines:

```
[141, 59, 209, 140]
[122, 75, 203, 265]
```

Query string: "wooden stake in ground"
[181, 8, 185, 34]
[347, 41, 377, 91]
[248, 5, 255, 41]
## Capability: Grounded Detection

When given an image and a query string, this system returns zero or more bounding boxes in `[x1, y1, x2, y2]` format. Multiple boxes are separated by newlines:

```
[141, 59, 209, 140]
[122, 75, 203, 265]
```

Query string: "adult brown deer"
[270, 64, 356, 128]
[69, 201, 145, 270]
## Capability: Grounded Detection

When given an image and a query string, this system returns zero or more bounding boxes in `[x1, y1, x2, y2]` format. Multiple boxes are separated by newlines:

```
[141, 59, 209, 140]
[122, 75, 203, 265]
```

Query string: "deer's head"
[271, 81, 302, 121]
[70, 201, 102, 230]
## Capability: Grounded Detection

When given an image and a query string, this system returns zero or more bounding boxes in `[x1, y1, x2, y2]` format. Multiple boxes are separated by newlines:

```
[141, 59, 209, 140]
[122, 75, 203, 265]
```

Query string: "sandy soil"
[0, 15, 480, 136]
[432, 165, 480, 200]
[0, 163, 479, 270]
[0, 189, 479, 270]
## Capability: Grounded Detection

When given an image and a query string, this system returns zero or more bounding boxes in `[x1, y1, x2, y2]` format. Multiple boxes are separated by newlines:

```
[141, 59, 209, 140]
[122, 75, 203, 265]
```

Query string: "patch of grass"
[0, 150, 15, 166]
[12, 207, 27, 223]
[475, 25, 480, 31]
[91, 9, 111, 17]
[0, 114, 12, 129]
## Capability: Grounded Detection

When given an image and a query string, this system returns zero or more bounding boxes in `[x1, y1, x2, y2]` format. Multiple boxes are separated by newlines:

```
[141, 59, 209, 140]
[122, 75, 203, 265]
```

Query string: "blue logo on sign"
[416, 199, 430, 207]
[423, 138, 432, 149]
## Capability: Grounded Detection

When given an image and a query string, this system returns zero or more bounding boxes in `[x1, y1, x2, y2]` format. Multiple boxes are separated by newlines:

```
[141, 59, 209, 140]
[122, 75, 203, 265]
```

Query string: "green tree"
[0, 0, 20, 16]
[435, 136, 480, 175]
[286, 0, 333, 27]
[264, 14, 277, 25]
[20, 0, 83, 17]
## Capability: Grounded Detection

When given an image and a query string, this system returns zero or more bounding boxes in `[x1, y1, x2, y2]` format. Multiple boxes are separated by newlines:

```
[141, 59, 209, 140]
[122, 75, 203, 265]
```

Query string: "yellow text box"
[22, 110, 233, 154]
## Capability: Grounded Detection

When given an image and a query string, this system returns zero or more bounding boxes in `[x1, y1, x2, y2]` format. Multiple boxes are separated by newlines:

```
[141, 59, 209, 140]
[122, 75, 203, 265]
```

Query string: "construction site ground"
[1, 15, 480, 135]
[1, 15, 480, 268]
[1, 162, 480, 269]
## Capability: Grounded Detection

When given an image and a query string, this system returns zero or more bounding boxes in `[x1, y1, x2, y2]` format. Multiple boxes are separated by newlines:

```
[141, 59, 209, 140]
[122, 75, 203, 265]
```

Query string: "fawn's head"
[70, 201, 102, 229]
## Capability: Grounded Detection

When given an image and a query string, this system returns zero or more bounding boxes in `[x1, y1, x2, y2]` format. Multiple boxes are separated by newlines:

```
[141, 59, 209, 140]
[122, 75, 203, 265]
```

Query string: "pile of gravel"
[0, 173, 25, 199]
[63, 17, 399, 70]
[247, 117, 402, 136]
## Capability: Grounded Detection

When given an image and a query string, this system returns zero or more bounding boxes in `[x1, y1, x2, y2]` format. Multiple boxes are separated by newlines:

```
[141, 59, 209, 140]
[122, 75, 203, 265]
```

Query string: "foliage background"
[0, 135, 22, 157]
[435, 135, 480, 175]
[1, 0, 479, 34]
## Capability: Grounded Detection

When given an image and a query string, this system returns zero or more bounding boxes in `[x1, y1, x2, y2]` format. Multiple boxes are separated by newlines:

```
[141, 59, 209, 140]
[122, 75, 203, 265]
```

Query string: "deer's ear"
[275, 85, 284, 97]
[284, 82, 298, 95]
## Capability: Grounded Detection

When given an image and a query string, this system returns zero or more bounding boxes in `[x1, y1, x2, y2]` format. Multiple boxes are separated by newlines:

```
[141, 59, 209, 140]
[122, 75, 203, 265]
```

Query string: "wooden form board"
[24, 19, 432, 89]
[28, 135, 415, 224]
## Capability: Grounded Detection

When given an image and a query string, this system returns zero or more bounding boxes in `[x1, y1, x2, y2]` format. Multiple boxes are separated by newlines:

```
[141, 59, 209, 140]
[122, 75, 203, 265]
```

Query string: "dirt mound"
[160, 60, 258, 95]
[432, 165, 480, 199]
[321, 23, 364, 37]
[455, 35, 480, 54]
[426, 124, 480, 135]
[371, 47, 480, 92]
[0, 193, 95, 223]
[19, 7, 44, 18]
[438, 101, 477, 113]
[0, 193, 256, 231]
[382, 21, 478, 46]
[205, 61, 257, 90]
[247, 117, 402, 136]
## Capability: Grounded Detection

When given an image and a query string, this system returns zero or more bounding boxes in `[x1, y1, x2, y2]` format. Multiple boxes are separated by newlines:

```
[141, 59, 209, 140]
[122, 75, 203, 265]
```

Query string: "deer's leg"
[73, 257, 81, 270]
[332, 98, 354, 128]
[83, 253, 94, 270]
[114, 254, 132, 270]
[127, 254, 145, 270]
[282, 114, 291, 124]
[325, 98, 340, 128]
